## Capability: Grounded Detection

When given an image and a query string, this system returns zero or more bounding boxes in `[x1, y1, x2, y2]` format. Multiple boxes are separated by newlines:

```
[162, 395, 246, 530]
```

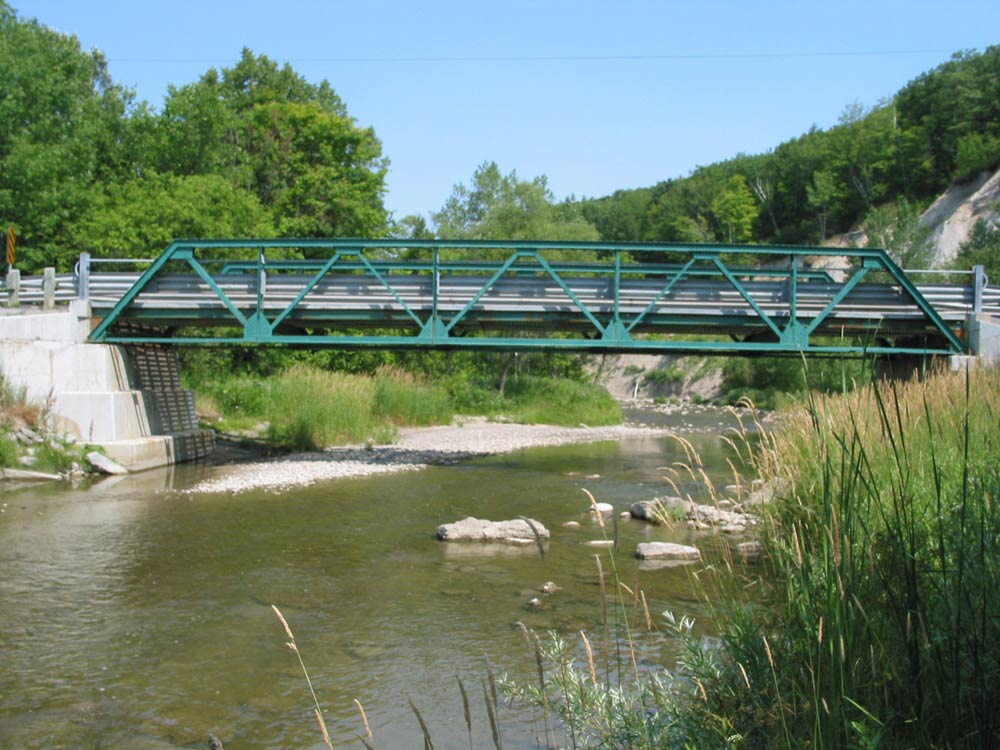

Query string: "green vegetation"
[193, 367, 621, 450]
[0, 371, 94, 472]
[721, 348, 871, 408]
[495, 376, 621, 426]
[692, 365, 1000, 749]
[0, 3, 387, 273]
[194, 365, 451, 450]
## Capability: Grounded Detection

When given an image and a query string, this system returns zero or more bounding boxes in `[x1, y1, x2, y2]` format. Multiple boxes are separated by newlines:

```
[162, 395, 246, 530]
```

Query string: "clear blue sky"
[15, 1, 1000, 222]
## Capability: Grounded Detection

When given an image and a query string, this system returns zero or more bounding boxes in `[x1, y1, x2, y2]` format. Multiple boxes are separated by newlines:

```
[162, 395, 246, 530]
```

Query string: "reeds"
[709, 365, 1000, 748]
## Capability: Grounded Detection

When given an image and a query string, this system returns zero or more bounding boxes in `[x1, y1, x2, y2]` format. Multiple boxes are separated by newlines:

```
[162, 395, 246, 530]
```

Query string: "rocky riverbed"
[188, 418, 679, 494]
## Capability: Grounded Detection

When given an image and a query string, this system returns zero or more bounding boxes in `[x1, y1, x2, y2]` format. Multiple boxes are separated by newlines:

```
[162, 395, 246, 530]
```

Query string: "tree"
[154, 48, 389, 239]
[710, 175, 758, 243]
[954, 218, 1000, 281]
[864, 197, 934, 268]
[72, 173, 274, 258]
[0, 4, 135, 270]
[433, 161, 598, 243]
[806, 170, 842, 242]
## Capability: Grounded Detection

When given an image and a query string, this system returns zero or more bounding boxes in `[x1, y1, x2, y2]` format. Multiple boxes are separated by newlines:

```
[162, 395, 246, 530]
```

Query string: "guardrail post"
[973, 264, 985, 316]
[42, 267, 55, 310]
[5, 268, 19, 307]
[78, 252, 91, 301]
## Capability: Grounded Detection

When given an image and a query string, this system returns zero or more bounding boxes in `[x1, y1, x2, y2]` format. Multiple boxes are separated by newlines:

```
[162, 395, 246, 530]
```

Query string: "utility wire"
[111, 48, 962, 65]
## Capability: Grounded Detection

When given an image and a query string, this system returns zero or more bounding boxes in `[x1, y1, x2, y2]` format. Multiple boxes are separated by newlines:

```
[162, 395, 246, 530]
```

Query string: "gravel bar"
[188, 418, 674, 494]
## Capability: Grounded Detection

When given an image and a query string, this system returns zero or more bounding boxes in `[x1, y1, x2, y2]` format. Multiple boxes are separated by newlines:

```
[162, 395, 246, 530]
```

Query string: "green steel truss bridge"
[76, 239, 997, 357]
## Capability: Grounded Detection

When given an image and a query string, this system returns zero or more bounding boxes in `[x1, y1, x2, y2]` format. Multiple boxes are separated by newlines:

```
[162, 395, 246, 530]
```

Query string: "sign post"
[5, 227, 14, 270]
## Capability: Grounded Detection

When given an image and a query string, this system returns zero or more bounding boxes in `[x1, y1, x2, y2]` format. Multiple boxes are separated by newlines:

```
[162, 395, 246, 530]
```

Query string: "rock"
[585, 540, 615, 548]
[437, 516, 550, 543]
[720, 523, 748, 534]
[590, 502, 614, 514]
[636, 542, 701, 561]
[561, 521, 581, 529]
[86, 451, 129, 475]
[735, 540, 765, 562]
[15, 427, 41, 445]
[630, 497, 686, 524]
[620, 511, 631, 518]
[633, 495, 759, 531]
[18, 455, 37, 467]
[526, 597, 543, 610]
[0, 468, 63, 481]
[541, 581, 560, 594]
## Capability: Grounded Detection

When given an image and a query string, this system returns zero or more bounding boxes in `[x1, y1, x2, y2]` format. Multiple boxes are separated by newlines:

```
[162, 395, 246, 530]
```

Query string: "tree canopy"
[0, 8, 388, 271]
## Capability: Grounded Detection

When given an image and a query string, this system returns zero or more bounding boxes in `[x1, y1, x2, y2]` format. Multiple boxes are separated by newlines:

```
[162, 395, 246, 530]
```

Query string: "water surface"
[0, 426, 755, 749]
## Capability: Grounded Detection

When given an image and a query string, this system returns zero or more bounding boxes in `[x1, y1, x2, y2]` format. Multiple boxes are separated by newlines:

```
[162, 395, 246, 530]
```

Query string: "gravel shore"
[188, 418, 676, 494]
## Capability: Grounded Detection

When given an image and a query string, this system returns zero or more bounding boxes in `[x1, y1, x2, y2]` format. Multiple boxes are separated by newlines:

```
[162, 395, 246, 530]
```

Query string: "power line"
[110, 48, 961, 65]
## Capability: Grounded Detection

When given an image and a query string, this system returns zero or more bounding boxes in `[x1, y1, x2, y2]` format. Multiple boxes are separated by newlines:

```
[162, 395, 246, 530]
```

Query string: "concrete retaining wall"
[0, 302, 214, 471]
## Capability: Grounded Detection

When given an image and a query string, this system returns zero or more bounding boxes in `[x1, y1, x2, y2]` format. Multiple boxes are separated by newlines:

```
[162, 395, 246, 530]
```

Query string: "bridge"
[7, 238, 1000, 357]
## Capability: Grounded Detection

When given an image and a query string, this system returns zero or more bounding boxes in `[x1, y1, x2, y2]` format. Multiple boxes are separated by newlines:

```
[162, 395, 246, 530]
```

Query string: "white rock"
[437, 517, 550, 543]
[586, 540, 615, 548]
[86, 451, 129, 475]
[636, 542, 701, 561]
[0, 468, 63, 481]
[735, 540, 765, 562]
[590, 502, 614, 514]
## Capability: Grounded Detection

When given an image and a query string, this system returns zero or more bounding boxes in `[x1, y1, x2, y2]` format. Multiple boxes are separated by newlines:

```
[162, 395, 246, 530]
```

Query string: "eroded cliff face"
[922, 165, 1000, 267]
[822, 165, 1000, 267]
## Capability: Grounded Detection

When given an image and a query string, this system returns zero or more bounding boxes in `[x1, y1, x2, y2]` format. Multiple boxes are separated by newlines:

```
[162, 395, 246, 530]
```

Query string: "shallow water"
[0, 425, 755, 749]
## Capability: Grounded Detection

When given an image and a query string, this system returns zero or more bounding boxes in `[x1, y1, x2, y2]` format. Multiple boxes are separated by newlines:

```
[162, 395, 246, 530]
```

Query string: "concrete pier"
[0, 301, 213, 471]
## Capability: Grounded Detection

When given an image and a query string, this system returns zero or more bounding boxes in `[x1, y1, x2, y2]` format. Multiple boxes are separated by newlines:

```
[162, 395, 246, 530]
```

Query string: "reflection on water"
[0, 428, 756, 749]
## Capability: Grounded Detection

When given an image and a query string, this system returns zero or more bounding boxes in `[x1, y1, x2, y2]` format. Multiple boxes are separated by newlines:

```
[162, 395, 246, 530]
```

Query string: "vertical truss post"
[789, 254, 798, 323]
[244, 245, 271, 340]
[974, 264, 985, 316]
[602, 248, 631, 343]
[77, 252, 91, 301]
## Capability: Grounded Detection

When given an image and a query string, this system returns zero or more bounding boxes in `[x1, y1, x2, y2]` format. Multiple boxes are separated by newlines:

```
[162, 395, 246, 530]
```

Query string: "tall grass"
[702, 365, 1000, 749]
[498, 377, 622, 426]
[196, 368, 624, 450]
[373, 366, 452, 427]
[196, 365, 457, 450]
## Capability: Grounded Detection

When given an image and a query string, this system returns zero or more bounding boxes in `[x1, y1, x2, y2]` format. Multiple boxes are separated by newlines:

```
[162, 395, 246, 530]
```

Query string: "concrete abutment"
[0, 301, 214, 471]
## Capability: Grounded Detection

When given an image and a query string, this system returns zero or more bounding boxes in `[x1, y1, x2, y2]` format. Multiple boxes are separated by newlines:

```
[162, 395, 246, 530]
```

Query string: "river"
[0, 415, 755, 749]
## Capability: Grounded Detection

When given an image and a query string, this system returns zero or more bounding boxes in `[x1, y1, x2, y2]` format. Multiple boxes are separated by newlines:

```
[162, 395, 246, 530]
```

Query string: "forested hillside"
[580, 47, 1000, 255]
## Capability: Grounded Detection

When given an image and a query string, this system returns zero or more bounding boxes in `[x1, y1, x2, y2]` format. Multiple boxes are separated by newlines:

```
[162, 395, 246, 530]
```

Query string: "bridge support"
[0, 302, 213, 471]
[967, 313, 1000, 364]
